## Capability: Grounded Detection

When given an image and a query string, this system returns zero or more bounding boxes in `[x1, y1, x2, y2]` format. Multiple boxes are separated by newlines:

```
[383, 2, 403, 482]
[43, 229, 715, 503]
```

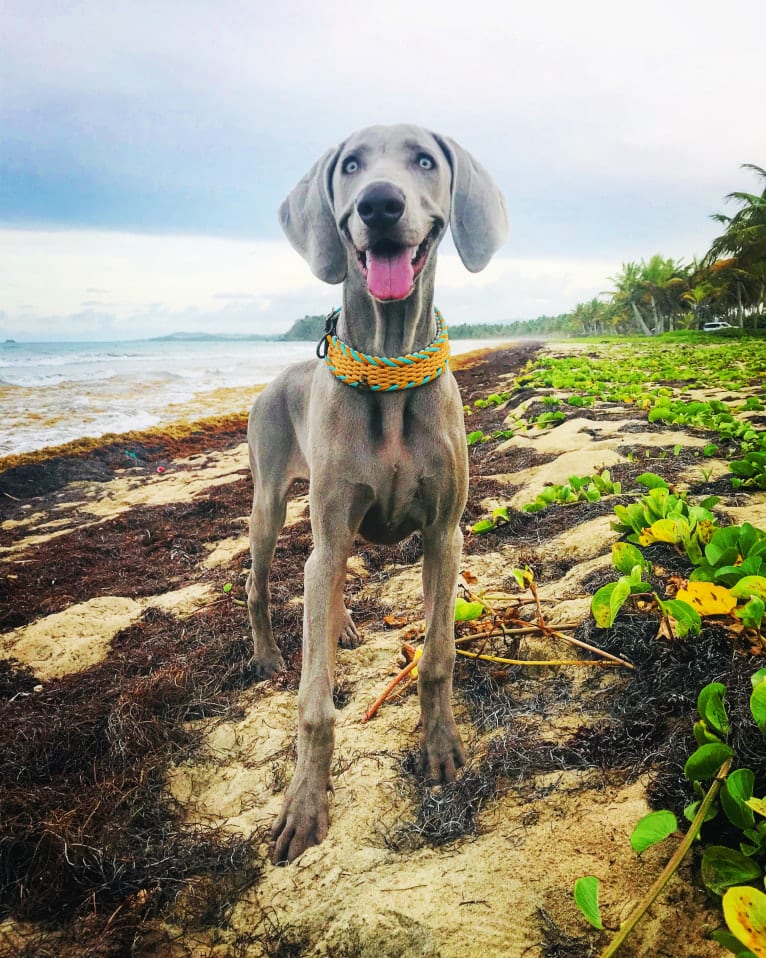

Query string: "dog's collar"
[317, 307, 450, 392]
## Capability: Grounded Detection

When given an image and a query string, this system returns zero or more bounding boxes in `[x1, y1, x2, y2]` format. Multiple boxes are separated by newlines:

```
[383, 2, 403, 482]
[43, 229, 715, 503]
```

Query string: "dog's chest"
[356, 431, 440, 544]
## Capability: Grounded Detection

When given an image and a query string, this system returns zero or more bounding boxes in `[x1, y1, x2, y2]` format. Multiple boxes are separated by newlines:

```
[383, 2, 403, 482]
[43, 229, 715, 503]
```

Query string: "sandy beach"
[2, 341, 765, 958]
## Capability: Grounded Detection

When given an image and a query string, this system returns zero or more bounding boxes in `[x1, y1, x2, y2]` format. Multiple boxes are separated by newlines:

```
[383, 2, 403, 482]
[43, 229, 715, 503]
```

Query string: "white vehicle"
[702, 321, 734, 332]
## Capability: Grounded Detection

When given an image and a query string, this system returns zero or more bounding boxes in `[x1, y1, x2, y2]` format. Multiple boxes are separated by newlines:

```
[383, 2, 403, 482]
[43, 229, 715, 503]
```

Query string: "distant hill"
[280, 315, 531, 341]
[281, 315, 327, 340]
[151, 331, 273, 342]
[151, 315, 535, 344]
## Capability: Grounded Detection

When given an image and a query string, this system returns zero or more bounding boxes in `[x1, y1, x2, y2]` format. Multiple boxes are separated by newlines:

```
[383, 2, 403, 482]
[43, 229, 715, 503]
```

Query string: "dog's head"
[279, 124, 509, 302]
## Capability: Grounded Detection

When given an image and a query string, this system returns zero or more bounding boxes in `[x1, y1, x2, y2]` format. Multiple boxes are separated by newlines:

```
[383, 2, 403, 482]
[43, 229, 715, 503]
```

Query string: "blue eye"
[417, 154, 434, 170]
[342, 156, 360, 174]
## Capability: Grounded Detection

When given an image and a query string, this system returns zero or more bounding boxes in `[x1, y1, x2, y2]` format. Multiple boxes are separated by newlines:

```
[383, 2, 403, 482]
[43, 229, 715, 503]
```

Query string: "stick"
[456, 649, 627, 668]
[454, 626, 571, 643]
[599, 758, 732, 958]
[361, 657, 420, 724]
[542, 627, 634, 670]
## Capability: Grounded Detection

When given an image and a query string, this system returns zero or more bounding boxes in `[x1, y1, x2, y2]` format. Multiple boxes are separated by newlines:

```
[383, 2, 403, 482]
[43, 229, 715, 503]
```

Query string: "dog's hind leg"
[246, 475, 290, 678]
[245, 377, 309, 678]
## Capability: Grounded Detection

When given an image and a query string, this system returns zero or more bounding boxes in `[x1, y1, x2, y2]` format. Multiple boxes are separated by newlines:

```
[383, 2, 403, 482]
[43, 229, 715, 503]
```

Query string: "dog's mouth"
[355, 233, 433, 301]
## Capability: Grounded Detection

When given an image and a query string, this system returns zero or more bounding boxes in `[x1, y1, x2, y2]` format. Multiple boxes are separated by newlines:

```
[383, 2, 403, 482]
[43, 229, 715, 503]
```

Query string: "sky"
[1, 0, 765, 341]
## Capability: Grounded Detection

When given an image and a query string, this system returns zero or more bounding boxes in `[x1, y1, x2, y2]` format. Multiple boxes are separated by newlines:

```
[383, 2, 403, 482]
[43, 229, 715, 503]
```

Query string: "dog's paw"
[250, 646, 286, 680]
[421, 722, 466, 784]
[338, 611, 362, 649]
[270, 786, 330, 865]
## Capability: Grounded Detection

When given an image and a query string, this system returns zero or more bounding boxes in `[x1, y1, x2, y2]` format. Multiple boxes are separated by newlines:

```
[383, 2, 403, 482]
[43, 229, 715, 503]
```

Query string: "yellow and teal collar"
[318, 307, 450, 391]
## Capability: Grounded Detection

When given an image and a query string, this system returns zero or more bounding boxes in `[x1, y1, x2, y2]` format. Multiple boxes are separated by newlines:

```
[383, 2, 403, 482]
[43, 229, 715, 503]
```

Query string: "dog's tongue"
[366, 247, 415, 300]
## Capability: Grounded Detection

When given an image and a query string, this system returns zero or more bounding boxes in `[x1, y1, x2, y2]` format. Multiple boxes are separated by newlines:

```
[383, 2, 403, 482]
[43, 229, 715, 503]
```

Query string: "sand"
[1, 340, 764, 958]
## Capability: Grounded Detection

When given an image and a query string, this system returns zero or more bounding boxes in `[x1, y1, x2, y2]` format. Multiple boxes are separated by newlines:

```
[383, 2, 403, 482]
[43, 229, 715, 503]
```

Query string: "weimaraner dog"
[246, 124, 508, 863]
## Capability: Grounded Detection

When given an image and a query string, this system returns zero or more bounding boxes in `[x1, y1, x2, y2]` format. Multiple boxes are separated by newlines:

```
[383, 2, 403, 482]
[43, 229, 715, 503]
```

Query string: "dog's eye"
[417, 154, 435, 170]
[342, 156, 360, 174]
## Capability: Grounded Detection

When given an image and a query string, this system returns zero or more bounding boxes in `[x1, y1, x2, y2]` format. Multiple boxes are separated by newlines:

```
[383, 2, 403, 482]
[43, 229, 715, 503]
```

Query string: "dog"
[246, 124, 508, 863]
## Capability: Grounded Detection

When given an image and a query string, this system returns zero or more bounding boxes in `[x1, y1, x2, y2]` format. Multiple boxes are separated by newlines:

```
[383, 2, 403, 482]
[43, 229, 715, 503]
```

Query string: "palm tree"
[708, 164, 766, 267]
[705, 165, 766, 326]
[607, 256, 689, 334]
[607, 261, 654, 335]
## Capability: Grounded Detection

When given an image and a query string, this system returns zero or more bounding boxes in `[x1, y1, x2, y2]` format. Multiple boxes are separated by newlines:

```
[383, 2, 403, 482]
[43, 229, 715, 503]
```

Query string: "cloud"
[0, 227, 630, 340]
[1, 0, 765, 341]
[2, 1, 764, 242]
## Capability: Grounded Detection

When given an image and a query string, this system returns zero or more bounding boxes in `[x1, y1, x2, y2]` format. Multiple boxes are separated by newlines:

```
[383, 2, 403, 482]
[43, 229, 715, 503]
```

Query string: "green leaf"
[635, 472, 669, 490]
[630, 809, 678, 855]
[612, 542, 646, 576]
[683, 798, 719, 824]
[222, 582, 233, 594]
[737, 597, 765, 630]
[751, 669, 766, 690]
[712, 927, 758, 956]
[750, 682, 766, 735]
[471, 518, 496, 534]
[722, 769, 756, 830]
[466, 430, 484, 446]
[492, 506, 511, 523]
[694, 719, 723, 746]
[639, 518, 685, 546]
[591, 579, 632, 628]
[698, 682, 730, 736]
[684, 742, 733, 781]
[657, 597, 702, 638]
[702, 846, 762, 896]
[573, 876, 604, 930]
[732, 577, 766, 601]
[454, 597, 484, 622]
[510, 567, 533, 590]
[706, 526, 742, 565]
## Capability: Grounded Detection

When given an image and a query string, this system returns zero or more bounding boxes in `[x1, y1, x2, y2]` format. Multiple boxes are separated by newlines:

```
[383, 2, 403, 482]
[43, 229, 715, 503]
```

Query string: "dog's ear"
[279, 147, 347, 284]
[433, 134, 509, 273]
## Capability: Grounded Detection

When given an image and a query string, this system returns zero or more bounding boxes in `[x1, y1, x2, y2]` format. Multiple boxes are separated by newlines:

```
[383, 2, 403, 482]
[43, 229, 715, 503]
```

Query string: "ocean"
[1, 337, 505, 458]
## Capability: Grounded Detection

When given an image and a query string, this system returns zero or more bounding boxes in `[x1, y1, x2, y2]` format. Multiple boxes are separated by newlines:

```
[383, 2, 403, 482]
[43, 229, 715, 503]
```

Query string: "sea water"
[0, 337, 504, 457]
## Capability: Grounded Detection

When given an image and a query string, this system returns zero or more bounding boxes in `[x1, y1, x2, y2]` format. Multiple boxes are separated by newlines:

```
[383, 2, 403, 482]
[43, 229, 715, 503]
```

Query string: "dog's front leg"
[270, 528, 352, 864]
[418, 523, 466, 782]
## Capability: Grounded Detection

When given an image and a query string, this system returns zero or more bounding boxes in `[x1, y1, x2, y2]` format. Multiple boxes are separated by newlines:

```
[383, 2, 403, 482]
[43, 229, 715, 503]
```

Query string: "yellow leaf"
[723, 887, 766, 957]
[638, 519, 682, 546]
[410, 647, 423, 679]
[675, 581, 737, 617]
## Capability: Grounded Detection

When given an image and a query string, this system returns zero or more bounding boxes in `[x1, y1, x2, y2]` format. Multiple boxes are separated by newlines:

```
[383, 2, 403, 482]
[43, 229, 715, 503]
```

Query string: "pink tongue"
[366, 248, 414, 300]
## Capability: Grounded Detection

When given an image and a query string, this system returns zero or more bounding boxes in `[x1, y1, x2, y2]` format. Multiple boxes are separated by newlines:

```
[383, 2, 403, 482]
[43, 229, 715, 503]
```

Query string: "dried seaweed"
[538, 908, 598, 958]
[0, 603, 265, 954]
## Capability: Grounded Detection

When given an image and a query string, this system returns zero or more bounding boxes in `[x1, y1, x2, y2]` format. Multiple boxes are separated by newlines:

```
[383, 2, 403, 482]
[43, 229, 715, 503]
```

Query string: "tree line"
[282, 164, 765, 340]
[514, 163, 766, 337]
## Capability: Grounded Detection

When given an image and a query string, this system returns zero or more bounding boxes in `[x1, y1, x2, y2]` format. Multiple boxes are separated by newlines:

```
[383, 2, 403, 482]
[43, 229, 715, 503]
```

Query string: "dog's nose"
[356, 183, 405, 229]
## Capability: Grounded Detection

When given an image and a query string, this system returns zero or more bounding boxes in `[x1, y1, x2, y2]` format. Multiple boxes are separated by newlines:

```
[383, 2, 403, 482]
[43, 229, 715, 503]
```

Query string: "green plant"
[522, 470, 621, 514]
[466, 427, 516, 447]
[471, 505, 511, 535]
[532, 409, 566, 428]
[591, 542, 654, 629]
[593, 479, 766, 635]
[690, 523, 766, 586]
[574, 672, 766, 956]
[474, 390, 512, 409]
[611, 473, 718, 565]
[730, 451, 766, 490]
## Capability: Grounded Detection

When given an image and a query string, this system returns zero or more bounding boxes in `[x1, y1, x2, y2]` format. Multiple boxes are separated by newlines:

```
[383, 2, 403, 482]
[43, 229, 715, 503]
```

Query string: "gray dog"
[246, 124, 508, 863]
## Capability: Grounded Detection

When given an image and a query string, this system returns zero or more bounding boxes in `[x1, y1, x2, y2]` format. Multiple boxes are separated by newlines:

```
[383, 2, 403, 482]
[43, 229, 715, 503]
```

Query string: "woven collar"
[320, 307, 450, 391]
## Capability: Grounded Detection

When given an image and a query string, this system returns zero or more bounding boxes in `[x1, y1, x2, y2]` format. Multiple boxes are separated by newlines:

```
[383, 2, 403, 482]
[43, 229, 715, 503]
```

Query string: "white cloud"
[0, 228, 625, 340]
